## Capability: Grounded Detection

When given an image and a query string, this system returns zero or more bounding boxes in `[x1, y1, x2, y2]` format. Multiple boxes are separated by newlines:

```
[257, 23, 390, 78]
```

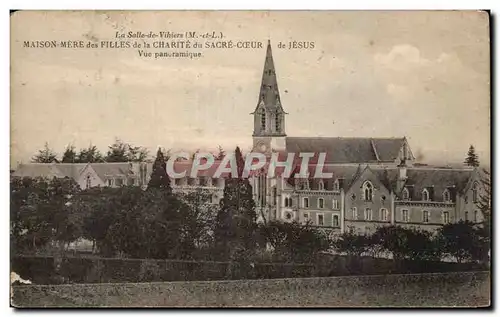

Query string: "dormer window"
[333, 179, 340, 191]
[443, 189, 451, 202]
[422, 188, 430, 201]
[362, 181, 373, 201]
[402, 187, 410, 200]
[318, 180, 324, 191]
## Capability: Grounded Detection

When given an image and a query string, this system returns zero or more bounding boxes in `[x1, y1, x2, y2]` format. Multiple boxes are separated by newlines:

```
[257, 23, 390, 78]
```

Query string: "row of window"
[173, 177, 221, 187]
[86, 175, 137, 189]
[296, 179, 341, 191]
[302, 212, 340, 227]
[364, 209, 478, 224]
[285, 197, 340, 210]
[401, 182, 480, 203]
[260, 111, 281, 132]
[350, 207, 390, 221]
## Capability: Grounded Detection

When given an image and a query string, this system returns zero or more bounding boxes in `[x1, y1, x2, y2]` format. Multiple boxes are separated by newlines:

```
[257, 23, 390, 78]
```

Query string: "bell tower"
[252, 40, 287, 154]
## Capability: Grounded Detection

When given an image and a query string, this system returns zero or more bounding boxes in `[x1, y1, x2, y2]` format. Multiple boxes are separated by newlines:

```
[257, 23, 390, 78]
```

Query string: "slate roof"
[401, 168, 474, 202]
[12, 163, 66, 179]
[12, 162, 137, 182]
[285, 137, 406, 164]
[12, 163, 86, 180]
[53, 163, 87, 180]
[371, 167, 475, 202]
[252, 40, 282, 112]
[90, 163, 134, 181]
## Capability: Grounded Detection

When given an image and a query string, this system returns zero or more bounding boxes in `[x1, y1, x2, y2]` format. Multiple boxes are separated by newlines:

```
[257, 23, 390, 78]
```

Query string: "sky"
[10, 11, 490, 166]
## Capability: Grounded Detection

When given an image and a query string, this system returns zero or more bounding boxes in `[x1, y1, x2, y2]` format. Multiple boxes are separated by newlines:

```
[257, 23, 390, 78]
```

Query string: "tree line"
[333, 221, 489, 264]
[12, 147, 330, 266]
[30, 140, 229, 164]
[31, 139, 150, 163]
[12, 146, 491, 266]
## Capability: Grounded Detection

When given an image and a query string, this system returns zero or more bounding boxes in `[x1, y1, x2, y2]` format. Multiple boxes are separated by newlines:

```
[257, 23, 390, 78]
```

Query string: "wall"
[12, 271, 490, 308]
[343, 168, 392, 234]
[394, 203, 453, 225]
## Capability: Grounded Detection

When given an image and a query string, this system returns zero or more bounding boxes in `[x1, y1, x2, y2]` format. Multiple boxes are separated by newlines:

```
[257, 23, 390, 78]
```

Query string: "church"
[13, 41, 485, 237]
[245, 40, 484, 236]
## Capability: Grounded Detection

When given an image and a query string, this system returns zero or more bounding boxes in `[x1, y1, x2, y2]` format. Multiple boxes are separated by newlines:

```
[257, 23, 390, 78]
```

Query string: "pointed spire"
[258, 40, 281, 108]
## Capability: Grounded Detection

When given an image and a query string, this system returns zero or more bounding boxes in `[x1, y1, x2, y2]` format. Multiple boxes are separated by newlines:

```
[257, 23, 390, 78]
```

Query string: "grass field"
[12, 271, 490, 308]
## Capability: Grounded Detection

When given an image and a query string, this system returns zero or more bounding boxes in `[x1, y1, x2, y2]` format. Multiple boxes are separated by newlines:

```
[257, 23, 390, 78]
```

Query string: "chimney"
[397, 158, 407, 193]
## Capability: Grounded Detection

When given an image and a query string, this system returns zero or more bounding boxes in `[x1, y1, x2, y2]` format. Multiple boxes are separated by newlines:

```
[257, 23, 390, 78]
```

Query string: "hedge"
[11, 254, 487, 285]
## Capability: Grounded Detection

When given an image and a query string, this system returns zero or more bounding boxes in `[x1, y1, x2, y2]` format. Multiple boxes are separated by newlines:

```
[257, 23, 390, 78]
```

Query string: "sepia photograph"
[9, 10, 491, 307]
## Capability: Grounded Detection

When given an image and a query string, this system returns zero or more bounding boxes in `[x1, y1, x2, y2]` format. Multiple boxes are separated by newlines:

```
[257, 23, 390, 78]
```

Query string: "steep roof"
[12, 163, 66, 179]
[402, 168, 474, 202]
[252, 40, 282, 113]
[12, 162, 138, 182]
[52, 163, 87, 180]
[89, 163, 134, 181]
[285, 137, 405, 164]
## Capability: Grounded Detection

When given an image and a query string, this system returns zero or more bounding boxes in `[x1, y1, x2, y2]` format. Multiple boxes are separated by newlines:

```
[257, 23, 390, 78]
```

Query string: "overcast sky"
[10, 11, 490, 166]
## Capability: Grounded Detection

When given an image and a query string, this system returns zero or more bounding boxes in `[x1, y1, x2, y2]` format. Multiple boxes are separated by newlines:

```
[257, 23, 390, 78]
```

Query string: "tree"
[333, 232, 370, 257]
[126, 144, 149, 162]
[403, 229, 441, 261]
[31, 142, 58, 163]
[10, 176, 80, 253]
[464, 145, 480, 167]
[215, 146, 257, 266]
[61, 145, 77, 163]
[148, 147, 172, 193]
[437, 221, 480, 263]
[215, 145, 225, 160]
[371, 225, 411, 260]
[78, 187, 120, 255]
[474, 169, 491, 263]
[177, 189, 217, 259]
[105, 138, 128, 162]
[77, 144, 104, 163]
[105, 138, 149, 162]
[258, 220, 329, 262]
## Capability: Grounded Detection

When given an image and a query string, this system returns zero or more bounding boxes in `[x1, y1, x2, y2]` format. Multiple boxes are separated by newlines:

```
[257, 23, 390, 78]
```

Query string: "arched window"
[318, 180, 324, 191]
[260, 111, 266, 130]
[275, 116, 280, 132]
[472, 182, 479, 203]
[465, 211, 469, 221]
[443, 189, 450, 202]
[381, 208, 389, 221]
[402, 187, 410, 200]
[352, 207, 358, 220]
[318, 198, 324, 209]
[422, 188, 430, 201]
[362, 181, 373, 201]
